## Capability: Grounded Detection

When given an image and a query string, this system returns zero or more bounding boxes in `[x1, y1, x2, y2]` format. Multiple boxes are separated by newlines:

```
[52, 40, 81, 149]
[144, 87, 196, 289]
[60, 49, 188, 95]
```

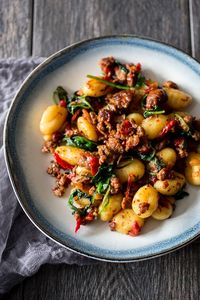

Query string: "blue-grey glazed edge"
[4, 35, 200, 262]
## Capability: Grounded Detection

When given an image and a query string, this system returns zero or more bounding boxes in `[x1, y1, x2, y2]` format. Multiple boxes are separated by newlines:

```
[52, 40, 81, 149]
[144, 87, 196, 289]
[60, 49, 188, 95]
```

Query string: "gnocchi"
[110, 209, 144, 236]
[115, 159, 145, 183]
[77, 116, 98, 142]
[185, 152, 200, 185]
[80, 78, 112, 97]
[127, 113, 144, 125]
[164, 87, 192, 110]
[40, 105, 68, 135]
[99, 193, 123, 221]
[154, 172, 186, 195]
[132, 185, 159, 218]
[152, 197, 174, 220]
[156, 148, 177, 169]
[55, 145, 86, 165]
[141, 115, 168, 139]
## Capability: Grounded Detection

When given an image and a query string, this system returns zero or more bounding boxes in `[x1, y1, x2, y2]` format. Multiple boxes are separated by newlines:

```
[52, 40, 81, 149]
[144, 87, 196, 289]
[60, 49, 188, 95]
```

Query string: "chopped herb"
[175, 113, 194, 138]
[143, 109, 165, 118]
[63, 136, 97, 151]
[53, 86, 68, 104]
[68, 95, 93, 114]
[174, 189, 189, 200]
[68, 189, 92, 215]
[148, 156, 166, 173]
[87, 75, 131, 90]
[141, 94, 147, 108]
[138, 148, 156, 161]
[135, 72, 146, 88]
[115, 60, 129, 74]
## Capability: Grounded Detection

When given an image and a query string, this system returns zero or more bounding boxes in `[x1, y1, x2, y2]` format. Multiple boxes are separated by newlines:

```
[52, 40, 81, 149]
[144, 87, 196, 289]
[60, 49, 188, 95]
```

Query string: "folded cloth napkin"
[0, 58, 95, 296]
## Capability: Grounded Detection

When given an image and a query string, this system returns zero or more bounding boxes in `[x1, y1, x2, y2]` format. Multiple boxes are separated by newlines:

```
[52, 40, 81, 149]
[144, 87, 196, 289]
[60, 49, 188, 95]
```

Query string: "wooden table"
[1, 0, 200, 299]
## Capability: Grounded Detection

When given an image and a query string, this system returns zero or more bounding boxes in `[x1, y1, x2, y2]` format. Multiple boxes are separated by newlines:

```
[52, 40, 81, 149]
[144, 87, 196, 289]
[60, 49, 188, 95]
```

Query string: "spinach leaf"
[135, 72, 146, 88]
[175, 113, 194, 138]
[174, 189, 189, 200]
[98, 186, 111, 214]
[68, 95, 93, 114]
[138, 148, 156, 162]
[68, 189, 92, 215]
[92, 163, 114, 184]
[96, 178, 110, 194]
[53, 86, 68, 104]
[115, 60, 129, 74]
[148, 156, 166, 174]
[87, 75, 131, 90]
[63, 136, 97, 151]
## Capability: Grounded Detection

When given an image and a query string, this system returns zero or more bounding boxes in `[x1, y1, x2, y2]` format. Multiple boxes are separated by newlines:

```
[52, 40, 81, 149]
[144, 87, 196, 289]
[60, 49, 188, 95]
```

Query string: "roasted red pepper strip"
[59, 100, 67, 107]
[158, 120, 177, 139]
[87, 155, 99, 176]
[75, 215, 81, 233]
[54, 152, 73, 170]
[128, 221, 141, 236]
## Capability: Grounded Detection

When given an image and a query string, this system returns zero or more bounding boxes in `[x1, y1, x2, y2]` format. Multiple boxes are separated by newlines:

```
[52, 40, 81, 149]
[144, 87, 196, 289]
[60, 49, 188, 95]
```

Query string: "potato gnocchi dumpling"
[99, 193, 123, 221]
[185, 152, 200, 185]
[77, 116, 98, 142]
[40, 56, 200, 236]
[132, 185, 159, 218]
[55, 145, 86, 166]
[156, 148, 177, 169]
[164, 87, 192, 110]
[110, 209, 144, 236]
[141, 115, 168, 139]
[127, 113, 144, 125]
[40, 105, 68, 135]
[152, 197, 174, 220]
[115, 159, 145, 183]
[154, 172, 186, 196]
[80, 78, 112, 97]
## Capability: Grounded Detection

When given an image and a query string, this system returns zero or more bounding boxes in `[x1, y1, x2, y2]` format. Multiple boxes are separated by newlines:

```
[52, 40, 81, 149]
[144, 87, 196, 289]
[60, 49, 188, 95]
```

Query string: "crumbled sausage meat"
[145, 88, 167, 110]
[110, 176, 121, 194]
[106, 90, 134, 111]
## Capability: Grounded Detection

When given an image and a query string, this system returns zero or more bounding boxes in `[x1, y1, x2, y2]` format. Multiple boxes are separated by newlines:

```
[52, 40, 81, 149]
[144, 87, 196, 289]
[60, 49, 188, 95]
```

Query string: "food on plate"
[40, 57, 200, 236]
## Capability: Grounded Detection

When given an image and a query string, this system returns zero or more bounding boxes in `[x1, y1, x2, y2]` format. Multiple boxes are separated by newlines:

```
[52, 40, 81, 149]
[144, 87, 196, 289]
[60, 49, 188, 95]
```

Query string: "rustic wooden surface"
[1, 0, 200, 299]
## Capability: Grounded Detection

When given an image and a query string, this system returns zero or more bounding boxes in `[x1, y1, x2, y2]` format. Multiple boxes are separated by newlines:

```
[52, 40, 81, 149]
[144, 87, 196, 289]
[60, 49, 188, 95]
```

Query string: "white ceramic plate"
[4, 36, 200, 262]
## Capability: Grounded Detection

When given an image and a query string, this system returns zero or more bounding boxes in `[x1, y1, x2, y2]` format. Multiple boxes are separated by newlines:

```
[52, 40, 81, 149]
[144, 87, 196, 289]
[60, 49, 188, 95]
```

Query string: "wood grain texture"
[0, 0, 32, 58]
[190, 0, 200, 61]
[3, 242, 200, 300]
[33, 0, 191, 57]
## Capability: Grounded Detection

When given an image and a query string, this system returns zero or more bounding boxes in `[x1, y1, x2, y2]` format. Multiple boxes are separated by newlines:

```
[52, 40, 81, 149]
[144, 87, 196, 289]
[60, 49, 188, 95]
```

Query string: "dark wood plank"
[33, 0, 191, 57]
[190, 0, 200, 61]
[0, 0, 32, 58]
[4, 242, 200, 300]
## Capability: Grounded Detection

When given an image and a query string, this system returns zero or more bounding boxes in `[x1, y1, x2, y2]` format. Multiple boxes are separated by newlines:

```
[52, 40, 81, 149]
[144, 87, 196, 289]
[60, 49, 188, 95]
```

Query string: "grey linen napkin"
[0, 58, 95, 296]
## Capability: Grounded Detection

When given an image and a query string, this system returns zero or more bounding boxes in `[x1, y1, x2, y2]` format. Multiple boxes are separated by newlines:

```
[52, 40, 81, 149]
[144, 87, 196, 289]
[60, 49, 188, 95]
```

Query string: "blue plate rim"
[3, 35, 200, 262]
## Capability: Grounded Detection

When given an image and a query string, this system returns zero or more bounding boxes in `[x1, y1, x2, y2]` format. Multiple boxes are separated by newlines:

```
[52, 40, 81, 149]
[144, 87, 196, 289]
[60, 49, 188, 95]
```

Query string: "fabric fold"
[0, 58, 95, 296]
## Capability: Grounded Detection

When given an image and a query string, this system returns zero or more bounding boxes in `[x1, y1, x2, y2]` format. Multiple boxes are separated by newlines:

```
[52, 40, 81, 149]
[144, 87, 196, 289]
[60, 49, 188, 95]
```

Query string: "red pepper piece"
[128, 221, 141, 236]
[54, 152, 73, 170]
[135, 63, 141, 72]
[121, 119, 132, 135]
[87, 155, 99, 176]
[158, 120, 177, 139]
[75, 216, 81, 233]
[59, 100, 67, 107]
[84, 211, 95, 222]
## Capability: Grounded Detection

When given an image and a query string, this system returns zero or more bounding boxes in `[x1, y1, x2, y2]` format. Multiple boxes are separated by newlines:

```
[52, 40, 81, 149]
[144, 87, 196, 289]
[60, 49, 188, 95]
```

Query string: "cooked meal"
[39, 57, 200, 236]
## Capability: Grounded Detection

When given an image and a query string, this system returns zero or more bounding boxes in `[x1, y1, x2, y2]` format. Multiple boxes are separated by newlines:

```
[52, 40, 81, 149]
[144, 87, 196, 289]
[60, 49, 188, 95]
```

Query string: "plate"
[4, 36, 200, 262]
